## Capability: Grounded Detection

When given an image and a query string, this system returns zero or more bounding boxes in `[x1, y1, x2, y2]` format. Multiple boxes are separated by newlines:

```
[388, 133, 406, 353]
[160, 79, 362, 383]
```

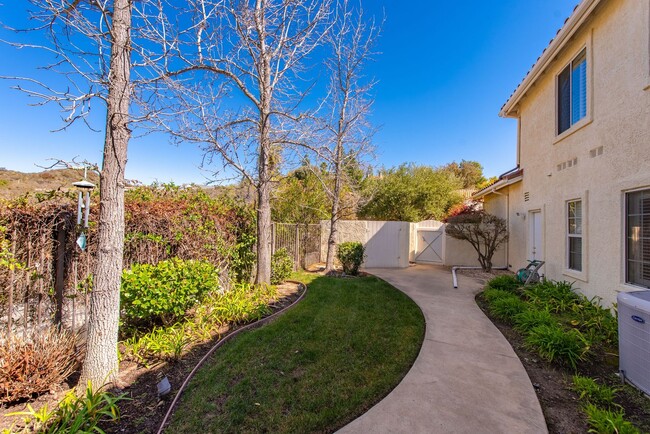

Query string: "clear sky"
[0, 0, 578, 185]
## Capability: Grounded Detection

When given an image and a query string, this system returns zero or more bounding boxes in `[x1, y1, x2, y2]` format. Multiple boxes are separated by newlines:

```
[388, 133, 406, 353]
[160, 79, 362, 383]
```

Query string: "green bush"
[489, 296, 528, 322]
[523, 280, 580, 313]
[513, 309, 556, 333]
[121, 283, 277, 364]
[120, 258, 220, 332]
[271, 248, 294, 284]
[6, 383, 126, 434]
[486, 274, 520, 293]
[572, 375, 619, 408]
[584, 404, 639, 434]
[337, 242, 365, 276]
[482, 288, 514, 304]
[570, 296, 618, 346]
[122, 325, 190, 364]
[525, 323, 590, 370]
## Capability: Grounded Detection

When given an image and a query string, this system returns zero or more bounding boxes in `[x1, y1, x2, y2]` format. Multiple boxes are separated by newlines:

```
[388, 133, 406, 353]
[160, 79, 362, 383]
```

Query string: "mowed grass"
[167, 272, 425, 433]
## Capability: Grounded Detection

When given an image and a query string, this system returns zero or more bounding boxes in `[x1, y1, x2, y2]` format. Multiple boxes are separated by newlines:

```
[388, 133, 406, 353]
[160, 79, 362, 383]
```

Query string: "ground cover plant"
[0, 329, 78, 405]
[3, 384, 127, 434]
[477, 275, 650, 433]
[166, 271, 425, 433]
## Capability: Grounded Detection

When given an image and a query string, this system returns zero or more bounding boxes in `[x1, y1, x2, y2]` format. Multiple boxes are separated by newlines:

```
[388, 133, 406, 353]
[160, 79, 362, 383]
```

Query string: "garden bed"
[476, 277, 650, 434]
[0, 281, 303, 434]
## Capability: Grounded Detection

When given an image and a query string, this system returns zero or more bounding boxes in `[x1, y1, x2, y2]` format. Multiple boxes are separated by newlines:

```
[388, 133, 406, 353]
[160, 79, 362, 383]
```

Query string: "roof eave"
[472, 175, 523, 200]
[499, 0, 603, 118]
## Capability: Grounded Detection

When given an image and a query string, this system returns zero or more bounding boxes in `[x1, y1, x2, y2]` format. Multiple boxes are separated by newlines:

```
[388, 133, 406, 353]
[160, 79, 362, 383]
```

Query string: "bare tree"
[320, 0, 378, 272]
[445, 210, 508, 272]
[153, 0, 332, 284]
[1, 0, 164, 387]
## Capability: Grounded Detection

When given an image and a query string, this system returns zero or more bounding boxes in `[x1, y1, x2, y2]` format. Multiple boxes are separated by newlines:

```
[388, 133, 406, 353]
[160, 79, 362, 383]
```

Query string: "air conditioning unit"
[618, 290, 650, 395]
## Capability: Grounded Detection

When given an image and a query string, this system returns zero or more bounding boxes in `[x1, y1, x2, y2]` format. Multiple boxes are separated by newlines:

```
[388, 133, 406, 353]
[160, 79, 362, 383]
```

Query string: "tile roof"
[499, 0, 600, 117]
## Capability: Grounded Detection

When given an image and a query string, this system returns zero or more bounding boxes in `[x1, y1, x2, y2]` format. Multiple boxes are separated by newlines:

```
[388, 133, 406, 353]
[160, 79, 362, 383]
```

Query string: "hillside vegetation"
[0, 168, 100, 199]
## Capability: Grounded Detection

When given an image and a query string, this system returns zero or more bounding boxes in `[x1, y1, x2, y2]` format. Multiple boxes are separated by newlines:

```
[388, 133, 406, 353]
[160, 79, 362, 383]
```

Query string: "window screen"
[627, 190, 650, 288]
[557, 49, 587, 135]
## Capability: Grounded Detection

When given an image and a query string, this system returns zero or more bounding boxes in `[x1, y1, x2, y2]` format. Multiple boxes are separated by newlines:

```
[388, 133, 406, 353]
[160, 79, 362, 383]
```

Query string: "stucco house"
[474, 0, 650, 306]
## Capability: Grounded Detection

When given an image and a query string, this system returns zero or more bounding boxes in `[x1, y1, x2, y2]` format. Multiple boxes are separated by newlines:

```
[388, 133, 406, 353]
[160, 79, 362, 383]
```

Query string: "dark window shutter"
[558, 66, 571, 134]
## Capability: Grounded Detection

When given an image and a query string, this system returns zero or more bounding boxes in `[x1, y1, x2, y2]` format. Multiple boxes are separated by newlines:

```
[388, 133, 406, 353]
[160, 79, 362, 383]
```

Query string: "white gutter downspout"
[452, 266, 509, 288]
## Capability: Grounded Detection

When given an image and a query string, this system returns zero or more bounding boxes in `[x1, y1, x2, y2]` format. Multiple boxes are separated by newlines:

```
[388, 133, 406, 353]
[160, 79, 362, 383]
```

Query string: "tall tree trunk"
[325, 140, 343, 272]
[256, 161, 272, 284]
[253, 0, 272, 285]
[325, 86, 348, 272]
[79, 0, 132, 388]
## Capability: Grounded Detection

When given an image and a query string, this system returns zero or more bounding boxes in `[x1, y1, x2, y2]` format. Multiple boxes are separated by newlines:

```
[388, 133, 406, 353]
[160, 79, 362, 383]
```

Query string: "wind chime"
[72, 169, 95, 251]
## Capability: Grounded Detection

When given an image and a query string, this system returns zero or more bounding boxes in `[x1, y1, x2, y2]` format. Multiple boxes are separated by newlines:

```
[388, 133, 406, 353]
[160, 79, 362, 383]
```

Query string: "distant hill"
[0, 168, 255, 202]
[0, 168, 101, 200]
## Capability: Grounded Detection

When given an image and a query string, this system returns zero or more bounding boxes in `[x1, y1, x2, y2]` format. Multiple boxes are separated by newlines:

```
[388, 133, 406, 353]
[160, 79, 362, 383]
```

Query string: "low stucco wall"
[322, 219, 497, 269]
[321, 220, 411, 268]
[320, 220, 366, 262]
[443, 234, 506, 268]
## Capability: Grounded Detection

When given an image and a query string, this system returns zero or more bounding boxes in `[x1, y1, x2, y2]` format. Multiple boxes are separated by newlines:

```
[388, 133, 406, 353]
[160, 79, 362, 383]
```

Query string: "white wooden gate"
[364, 221, 410, 268]
[415, 227, 444, 264]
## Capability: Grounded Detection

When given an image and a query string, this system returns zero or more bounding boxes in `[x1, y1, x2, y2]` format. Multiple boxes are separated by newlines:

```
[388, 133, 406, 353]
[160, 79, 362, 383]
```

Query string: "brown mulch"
[476, 293, 650, 434]
[0, 282, 304, 434]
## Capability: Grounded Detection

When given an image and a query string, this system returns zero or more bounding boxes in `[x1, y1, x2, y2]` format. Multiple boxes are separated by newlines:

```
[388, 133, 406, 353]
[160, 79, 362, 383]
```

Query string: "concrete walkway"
[338, 264, 547, 434]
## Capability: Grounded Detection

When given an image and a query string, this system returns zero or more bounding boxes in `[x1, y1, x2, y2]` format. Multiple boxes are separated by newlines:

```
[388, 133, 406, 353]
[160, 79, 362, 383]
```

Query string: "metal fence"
[1, 207, 94, 341]
[272, 223, 321, 270]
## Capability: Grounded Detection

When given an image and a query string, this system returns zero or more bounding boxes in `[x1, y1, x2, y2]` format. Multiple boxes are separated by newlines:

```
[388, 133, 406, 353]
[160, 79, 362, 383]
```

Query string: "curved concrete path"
[338, 264, 547, 434]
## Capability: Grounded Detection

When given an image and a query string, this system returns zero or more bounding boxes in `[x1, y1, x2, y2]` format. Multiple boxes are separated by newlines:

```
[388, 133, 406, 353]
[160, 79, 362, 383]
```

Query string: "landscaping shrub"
[489, 295, 528, 322]
[271, 248, 294, 284]
[525, 323, 590, 370]
[572, 375, 619, 409]
[486, 274, 520, 293]
[584, 404, 639, 434]
[570, 296, 618, 346]
[337, 242, 365, 275]
[120, 258, 220, 332]
[6, 383, 127, 434]
[121, 283, 277, 364]
[122, 325, 190, 364]
[482, 288, 513, 304]
[0, 329, 77, 404]
[513, 309, 556, 333]
[523, 280, 580, 313]
[212, 283, 275, 324]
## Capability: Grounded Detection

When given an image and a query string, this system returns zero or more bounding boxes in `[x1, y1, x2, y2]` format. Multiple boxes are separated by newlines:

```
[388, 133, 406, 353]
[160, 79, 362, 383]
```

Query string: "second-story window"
[557, 49, 587, 135]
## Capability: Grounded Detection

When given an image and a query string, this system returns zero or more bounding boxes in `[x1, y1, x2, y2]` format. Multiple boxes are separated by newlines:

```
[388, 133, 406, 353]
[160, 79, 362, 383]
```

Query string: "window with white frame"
[626, 189, 650, 288]
[558, 49, 587, 135]
[567, 200, 583, 271]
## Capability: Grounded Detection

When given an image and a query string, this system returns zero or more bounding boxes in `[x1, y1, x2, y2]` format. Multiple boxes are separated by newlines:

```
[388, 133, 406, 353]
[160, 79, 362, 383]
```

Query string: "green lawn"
[167, 272, 425, 433]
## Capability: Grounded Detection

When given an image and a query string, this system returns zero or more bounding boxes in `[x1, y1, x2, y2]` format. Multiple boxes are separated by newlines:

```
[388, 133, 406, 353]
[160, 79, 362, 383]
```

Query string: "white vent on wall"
[618, 291, 650, 395]
[524, 192, 530, 202]
[557, 157, 578, 172]
[590, 146, 604, 158]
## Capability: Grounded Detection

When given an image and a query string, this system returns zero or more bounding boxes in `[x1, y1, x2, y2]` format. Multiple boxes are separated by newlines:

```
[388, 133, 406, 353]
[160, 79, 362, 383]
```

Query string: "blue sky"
[0, 1, 578, 185]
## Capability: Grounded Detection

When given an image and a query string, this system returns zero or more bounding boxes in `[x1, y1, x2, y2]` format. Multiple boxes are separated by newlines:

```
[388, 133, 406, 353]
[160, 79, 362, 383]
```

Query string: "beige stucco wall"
[320, 220, 411, 268]
[320, 220, 367, 262]
[485, 0, 650, 306]
[443, 233, 506, 268]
